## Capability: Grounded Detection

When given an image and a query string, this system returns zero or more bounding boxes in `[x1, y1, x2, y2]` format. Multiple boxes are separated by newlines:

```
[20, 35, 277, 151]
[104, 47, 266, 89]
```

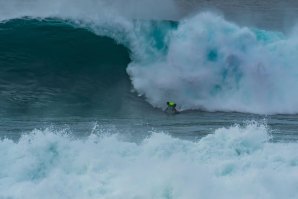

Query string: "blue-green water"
[1, 1, 298, 198]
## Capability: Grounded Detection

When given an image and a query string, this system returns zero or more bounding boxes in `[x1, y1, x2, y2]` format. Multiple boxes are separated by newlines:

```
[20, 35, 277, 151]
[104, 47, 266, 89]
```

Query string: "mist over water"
[0, 0, 181, 21]
[180, 0, 298, 31]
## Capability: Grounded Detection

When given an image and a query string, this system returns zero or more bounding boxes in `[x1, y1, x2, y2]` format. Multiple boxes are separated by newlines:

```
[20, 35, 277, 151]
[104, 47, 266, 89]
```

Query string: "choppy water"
[1, 0, 298, 198]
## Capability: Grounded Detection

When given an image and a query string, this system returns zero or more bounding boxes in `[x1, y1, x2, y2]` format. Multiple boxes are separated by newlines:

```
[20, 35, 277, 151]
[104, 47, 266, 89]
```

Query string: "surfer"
[165, 101, 179, 114]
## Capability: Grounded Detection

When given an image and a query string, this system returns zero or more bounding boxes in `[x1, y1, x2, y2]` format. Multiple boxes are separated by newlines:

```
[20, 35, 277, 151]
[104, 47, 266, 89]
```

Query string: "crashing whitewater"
[1, 122, 298, 199]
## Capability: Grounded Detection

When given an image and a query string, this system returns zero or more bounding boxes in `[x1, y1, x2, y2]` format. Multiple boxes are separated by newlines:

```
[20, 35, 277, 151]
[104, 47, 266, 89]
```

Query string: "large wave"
[1, 0, 298, 114]
[1, 122, 298, 199]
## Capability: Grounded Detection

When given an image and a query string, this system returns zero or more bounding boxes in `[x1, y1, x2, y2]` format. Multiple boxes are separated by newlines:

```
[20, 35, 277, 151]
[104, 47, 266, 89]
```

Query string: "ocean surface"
[1, 0, 298, 198]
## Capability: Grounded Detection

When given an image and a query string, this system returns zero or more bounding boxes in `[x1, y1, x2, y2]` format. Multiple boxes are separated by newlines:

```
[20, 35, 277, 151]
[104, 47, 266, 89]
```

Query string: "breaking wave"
[1, 0, 298, 114]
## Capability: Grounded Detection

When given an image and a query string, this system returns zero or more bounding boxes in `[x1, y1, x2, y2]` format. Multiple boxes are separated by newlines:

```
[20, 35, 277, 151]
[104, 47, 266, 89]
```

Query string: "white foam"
[128, 12, 298, 114]
[1, 122, 298, 199]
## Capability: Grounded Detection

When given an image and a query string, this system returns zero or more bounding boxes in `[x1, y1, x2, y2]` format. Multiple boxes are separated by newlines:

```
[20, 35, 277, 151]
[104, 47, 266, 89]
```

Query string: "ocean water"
[1, 0, 298, 198]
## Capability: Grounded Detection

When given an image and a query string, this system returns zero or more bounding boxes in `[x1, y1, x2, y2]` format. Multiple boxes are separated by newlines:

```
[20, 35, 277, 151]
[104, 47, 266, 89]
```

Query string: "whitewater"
[1, 122, 298, 199]
[1, 0, 298, 199]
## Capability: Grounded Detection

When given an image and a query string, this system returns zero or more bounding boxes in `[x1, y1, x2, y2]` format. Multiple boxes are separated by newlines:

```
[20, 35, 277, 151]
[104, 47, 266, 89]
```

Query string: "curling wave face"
[1, 1, 298, 114]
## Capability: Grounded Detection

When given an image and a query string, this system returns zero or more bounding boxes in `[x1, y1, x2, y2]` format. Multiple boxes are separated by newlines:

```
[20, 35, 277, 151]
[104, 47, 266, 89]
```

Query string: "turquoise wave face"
[0, 18, 177, 116]
[0, 19, 131, 73]
[0, 19, 132, 115]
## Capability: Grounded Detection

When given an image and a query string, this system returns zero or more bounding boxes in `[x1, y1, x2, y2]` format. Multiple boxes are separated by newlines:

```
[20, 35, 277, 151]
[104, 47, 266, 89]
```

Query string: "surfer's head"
[167, 101, 176, 107]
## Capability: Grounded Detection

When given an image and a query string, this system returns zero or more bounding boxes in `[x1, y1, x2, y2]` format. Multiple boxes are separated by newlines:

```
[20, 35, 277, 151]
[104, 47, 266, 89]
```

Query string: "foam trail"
[0, 122, 298, 199]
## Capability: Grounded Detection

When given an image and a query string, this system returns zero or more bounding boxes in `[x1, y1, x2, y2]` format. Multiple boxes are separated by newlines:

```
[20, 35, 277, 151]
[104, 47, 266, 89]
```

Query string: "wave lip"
[0, 0, 180, 22]
[1, 122, 298, 199]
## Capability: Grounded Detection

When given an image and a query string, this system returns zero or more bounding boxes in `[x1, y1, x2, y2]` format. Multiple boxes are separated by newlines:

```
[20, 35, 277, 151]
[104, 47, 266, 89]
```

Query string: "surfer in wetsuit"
[165, 101, 179, 114]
